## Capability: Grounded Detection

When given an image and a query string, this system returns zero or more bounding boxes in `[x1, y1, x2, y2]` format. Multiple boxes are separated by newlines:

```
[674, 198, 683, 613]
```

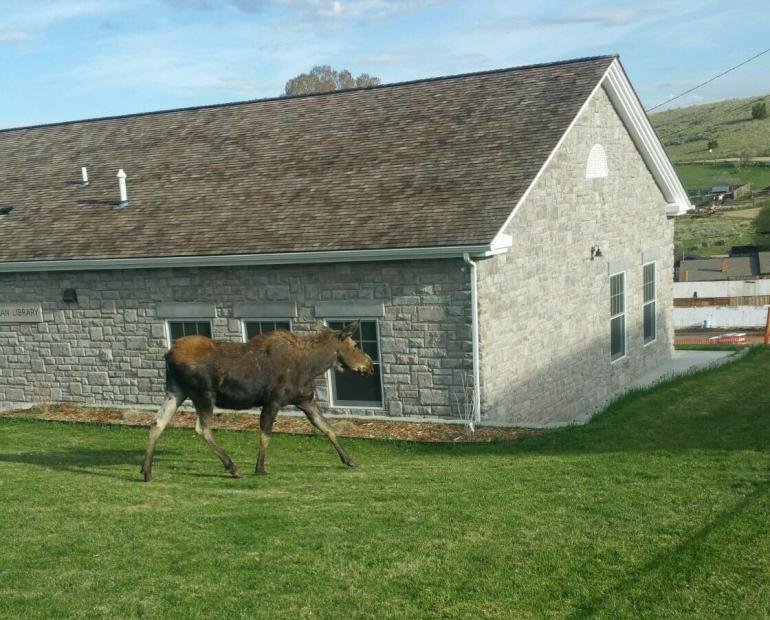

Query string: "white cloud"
[537, 8, 659, 27]
[161, 0, 443, 22]
[0, 30, 27, 43]
[0, 0, 129, 44]
[56, 19, 338, 101]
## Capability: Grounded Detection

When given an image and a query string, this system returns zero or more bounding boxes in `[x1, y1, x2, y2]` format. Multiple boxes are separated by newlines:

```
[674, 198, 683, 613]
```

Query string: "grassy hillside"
[651, 94, 770, 162]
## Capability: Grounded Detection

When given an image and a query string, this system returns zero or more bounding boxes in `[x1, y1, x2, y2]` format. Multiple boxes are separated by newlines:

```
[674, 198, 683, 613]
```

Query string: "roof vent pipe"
[116, 169, 128, 208]
[80, 167, 89, 187]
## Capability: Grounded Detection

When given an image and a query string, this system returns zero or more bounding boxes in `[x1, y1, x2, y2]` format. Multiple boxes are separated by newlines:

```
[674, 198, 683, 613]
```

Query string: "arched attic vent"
[586, 144, 608, 179]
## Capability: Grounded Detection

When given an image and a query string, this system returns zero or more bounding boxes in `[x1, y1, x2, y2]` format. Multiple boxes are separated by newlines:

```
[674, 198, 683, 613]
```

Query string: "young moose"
[141, 321, 374, 481]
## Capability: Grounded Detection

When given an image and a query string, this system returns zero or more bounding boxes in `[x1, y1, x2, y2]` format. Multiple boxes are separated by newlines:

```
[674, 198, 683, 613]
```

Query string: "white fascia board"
[603, 61, 693, 215]
[492, 61, 615, 240]
[0, 244, 494, 273]
[484, 232, 513, 256]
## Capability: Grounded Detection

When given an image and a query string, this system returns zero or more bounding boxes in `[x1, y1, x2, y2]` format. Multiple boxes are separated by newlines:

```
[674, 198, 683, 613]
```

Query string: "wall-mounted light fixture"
[590, 246, 603, 260]
[62, 289, 78, 303]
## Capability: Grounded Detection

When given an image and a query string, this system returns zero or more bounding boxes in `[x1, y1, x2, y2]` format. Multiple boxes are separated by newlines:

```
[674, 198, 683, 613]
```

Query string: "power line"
[646, 47, 770, 112]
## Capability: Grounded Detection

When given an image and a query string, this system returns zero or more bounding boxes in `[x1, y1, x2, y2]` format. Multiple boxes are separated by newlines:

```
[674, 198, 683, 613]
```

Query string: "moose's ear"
[339, 320, 360, 339]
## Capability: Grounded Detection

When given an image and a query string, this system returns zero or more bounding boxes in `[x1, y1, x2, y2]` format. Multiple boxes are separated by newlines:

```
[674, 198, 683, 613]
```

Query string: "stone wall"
[476, 85, 675, 425]
[0, 259, 473, 418]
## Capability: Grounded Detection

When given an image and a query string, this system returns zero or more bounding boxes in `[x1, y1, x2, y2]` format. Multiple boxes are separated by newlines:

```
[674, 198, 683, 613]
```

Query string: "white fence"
[674, 280, 770, 299]
[674, 305, 770, 329]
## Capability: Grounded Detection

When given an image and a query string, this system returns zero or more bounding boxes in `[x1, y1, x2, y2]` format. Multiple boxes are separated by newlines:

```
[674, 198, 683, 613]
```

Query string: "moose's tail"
[163, 351, 180, 395]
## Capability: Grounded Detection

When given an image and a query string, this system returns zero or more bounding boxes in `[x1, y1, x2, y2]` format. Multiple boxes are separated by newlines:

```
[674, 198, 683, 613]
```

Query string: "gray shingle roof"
[679, 256, 759, 281]
[0, 55, 615, 263]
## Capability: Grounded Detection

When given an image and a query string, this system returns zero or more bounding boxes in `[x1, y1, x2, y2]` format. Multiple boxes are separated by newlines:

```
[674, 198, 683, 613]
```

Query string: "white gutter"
[0, 242, 511, 274]
[463, 252, 482, 425]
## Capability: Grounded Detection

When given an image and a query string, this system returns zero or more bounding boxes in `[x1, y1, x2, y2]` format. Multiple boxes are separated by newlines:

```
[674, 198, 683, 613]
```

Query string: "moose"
[141, 321, 374, 481]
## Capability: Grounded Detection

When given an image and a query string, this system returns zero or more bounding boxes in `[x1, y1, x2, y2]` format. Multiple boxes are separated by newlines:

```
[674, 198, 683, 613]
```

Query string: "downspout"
[463, 253, 481, 424]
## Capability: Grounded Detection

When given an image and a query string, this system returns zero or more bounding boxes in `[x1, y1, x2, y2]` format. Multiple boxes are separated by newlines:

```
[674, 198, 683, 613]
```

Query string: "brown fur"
[141, 322, 373, 481]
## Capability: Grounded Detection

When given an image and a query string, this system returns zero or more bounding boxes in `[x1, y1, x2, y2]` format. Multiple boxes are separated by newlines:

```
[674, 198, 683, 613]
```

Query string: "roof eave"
[0, 243, 501, 273]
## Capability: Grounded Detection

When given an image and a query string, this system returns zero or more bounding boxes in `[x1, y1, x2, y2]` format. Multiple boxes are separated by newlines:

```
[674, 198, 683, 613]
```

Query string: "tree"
[751, 102, 767, 120]
[284, 65, 381, 96]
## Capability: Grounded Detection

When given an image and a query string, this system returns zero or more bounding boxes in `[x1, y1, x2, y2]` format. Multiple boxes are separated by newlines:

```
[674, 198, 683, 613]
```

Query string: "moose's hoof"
[228, 467, 243, 479]
[343, 458, 358, 469]
[255, 467, 268, 476]
[142, 469, 152, 482]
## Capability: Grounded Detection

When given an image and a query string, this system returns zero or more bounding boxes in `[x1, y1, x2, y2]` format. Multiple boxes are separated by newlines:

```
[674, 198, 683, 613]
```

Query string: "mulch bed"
[0, 403, 536, 443]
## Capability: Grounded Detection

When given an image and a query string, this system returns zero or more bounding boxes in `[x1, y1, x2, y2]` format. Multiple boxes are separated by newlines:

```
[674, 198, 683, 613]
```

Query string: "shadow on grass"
[0, 448, 177, 481]
[568, 476, 770, 618]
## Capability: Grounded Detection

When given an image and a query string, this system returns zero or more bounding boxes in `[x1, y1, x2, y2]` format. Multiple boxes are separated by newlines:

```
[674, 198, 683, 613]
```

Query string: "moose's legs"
[297, 399, 357, 468]
[141, 391, 185, 482]
[255, 402, 280, 475]
[193, 397, 242, 478]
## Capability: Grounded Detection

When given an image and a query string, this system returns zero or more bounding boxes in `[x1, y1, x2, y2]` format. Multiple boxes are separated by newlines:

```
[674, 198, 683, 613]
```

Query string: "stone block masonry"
[0, 259, 473, 419]
[476, 85, 675, 426]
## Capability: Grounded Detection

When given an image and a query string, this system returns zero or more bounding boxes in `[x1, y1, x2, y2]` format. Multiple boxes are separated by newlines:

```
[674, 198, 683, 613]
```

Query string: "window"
[643, 263, 656, 344]
[586, 144, 608, 179]
[610, 273, 625, 361]
[167, 320, 212, 346]
[243, 320, 291, 341]
[327, 320, 383, 407]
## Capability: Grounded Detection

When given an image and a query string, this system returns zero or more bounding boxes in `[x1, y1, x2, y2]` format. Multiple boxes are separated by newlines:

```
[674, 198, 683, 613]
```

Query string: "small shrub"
[755, 201, 770, 234]
[751, 102, 767, 120]
[707, 139, 719, 150]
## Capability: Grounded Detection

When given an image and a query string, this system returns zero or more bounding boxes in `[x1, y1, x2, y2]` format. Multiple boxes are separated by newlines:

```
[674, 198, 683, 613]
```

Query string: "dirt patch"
[0, 403, 536, 443]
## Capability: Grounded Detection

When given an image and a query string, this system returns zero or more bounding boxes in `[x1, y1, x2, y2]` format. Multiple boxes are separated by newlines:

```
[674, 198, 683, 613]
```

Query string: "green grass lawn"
[2, 349, 770, 618]
[674, 162, 770, 192]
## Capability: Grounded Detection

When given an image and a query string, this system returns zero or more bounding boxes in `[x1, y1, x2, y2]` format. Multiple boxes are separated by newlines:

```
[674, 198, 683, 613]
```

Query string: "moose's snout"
[352, 354, 375, 375]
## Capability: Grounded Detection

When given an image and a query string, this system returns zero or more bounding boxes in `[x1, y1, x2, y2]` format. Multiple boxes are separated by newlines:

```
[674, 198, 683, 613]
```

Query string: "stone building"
[0, 55, 690, 425]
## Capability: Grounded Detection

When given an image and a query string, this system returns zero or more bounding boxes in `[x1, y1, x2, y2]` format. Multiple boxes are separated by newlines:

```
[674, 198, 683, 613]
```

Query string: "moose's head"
[328, 321, 375, 375]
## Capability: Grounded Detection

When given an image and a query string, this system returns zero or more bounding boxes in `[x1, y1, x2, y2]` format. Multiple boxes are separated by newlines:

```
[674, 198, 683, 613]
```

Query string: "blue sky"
[1, 0, 768, 129]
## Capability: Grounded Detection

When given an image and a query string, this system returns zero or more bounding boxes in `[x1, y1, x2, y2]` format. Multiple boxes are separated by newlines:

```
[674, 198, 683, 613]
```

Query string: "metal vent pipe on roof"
[116, 169, 128, 207]
[80, 167, 89, 187]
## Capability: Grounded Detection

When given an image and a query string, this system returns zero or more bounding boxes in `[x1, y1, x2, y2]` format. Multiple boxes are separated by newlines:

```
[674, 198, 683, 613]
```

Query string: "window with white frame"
[243, 320, 292, 341]
[643, 263, 656, 344]
[327, 319, 383, 407]
[610, 272, 625, 361]
[167, 320, 212, 346]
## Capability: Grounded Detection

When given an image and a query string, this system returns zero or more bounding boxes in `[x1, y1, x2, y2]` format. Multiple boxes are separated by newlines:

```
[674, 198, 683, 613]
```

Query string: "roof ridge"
[0, 54, 617, 134]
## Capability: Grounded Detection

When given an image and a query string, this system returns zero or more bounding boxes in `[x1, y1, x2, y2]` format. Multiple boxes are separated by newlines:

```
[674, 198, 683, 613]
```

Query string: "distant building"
[678, 252, 770, 282]
[675, 250, 770, 328]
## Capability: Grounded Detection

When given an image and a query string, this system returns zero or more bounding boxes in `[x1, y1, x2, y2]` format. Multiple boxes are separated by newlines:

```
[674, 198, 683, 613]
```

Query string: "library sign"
[0, 303, 43, 323]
